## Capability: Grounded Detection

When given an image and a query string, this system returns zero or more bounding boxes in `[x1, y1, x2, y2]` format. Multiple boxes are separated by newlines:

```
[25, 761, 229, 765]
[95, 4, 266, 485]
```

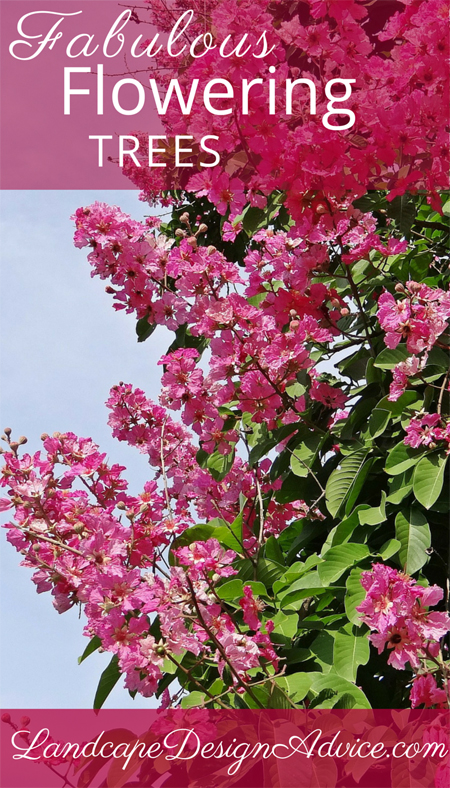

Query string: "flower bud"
[179, 212, 190, 224]
[395, 282, 406, 293]
[3, 428, 11, 436]
[197, 223, 208, 234]
[18, 436, 28, 445]
[175, 228, 185, 238]
[40, 433, 49, 441]
[1, 714, 11, 723]
[340, 307, 350, 316]
[116, 501, 126, 510]
[20, 716, 30, 727]
[186, 237, 197, 249]
[207, 245, 217, 255]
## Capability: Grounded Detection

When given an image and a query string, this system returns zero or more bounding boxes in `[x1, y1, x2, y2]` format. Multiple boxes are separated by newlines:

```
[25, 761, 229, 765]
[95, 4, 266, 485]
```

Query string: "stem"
[344, 264, 375, 356]
[185, 576, 266, 708]
[437, 370, 449, 415]
[165, 654, 230, 709]
[17, 526, 84, 557]
[160, 419, 174, 516]
[255, 473, 266, 549]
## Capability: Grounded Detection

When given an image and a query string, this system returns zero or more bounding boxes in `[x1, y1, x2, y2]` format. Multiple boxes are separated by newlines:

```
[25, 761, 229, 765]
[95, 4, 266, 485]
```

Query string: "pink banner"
[0, 1, 163, 188]
[2, 0, 448, 191]
[1, 709, 449, 788]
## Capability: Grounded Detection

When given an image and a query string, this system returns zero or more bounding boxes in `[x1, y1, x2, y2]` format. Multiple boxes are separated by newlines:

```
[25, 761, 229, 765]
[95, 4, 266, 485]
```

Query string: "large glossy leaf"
[78, 636, 102, 665]
[136, 315, 157, 343]
[374, 345, 410, 369]
[412, 452, 448, 509]
[274, 673, 312, 703]
[310, 630, 335, 673]
[395, 508, 431, 574]
[345, 567, 366, 625]
[206, 448, 235, 481]
[290, 432, 322, 477]
[318, 544, 369, 585]
[358, 491, 387, 526]
[385, 442, 421, 476]
[309, 672, 371, 709]
[325, 449, 369, 517]
[387, 194, 416, 238]
[378, 538, 401, 561]
[333, 623, 370, 682]
[93, 655, 121, 710]
[387, 467, 414, 504]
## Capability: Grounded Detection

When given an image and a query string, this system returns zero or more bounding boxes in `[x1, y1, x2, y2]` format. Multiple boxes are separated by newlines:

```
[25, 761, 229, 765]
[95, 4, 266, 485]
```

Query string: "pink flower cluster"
[410, 674, 447, 709]
[357, 564, 450, 677]
[121, 0, 449, 214]
[377, 283, 450, 355]
[404, 413, 450, 451]
[72, 201, 399, 436]
[0, 431, 280, 698]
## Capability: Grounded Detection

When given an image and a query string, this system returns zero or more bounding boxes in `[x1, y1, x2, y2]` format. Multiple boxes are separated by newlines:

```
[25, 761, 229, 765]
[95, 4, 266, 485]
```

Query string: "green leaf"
[78, 636, 102, 665]
[274, 673, 312, 703]
[271, 611, 298, 638]
[325, 450, 369, 517]
[264, 535, 284, 565]
[310, 672, 371, 709]
[367, 409, 391, 439]
[93, 655, 121, 710]
[310, 630, 335, 673]
[387, 194, 416, 238]
[181, 692, 207, 708]
[216, 579, 244, 601]
[395, 508, 431, 574]
[256, 558, 285, 588]
[374, 345, 410, 369]
[290, 432, 322, 477]
[318, 544, 369, 585]
[385, 442, 421, 476]
[170, 515, 243, 556]
[171, 523, 217, 554]
[345, 567, 366, 625]
[136, 316, 156, 343]
[333, 624, 370, 682]
[322, 506, 369, 554]
[358, 492, 386, 526]
[376, 391, 421, 417]
[206, 449, 235, 481]
[387, 468, 414, 504]
[279, 570, 323, 599]
[412, 452, 448, 509]
[333, 693, 358, 709]
[378, 538, 401, 560]
[163, 657, 179, 675]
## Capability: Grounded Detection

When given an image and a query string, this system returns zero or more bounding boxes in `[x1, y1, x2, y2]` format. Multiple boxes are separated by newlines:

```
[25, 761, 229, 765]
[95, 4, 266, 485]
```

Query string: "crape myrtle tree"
[1, 0, 449, 712]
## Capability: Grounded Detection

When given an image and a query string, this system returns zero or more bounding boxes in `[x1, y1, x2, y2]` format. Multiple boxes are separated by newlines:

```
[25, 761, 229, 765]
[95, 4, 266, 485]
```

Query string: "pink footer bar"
[1, 709, 449, 788]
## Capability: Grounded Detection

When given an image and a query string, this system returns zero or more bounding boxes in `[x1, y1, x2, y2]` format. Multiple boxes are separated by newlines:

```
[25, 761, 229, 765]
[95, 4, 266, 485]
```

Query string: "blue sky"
[0, 190, 172, 709]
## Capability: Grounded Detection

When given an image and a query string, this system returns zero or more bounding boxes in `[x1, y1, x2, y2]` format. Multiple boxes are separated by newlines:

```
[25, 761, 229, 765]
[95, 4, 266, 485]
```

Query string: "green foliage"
[150, 189, 449, 710]
[93, 655, 121, 710]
